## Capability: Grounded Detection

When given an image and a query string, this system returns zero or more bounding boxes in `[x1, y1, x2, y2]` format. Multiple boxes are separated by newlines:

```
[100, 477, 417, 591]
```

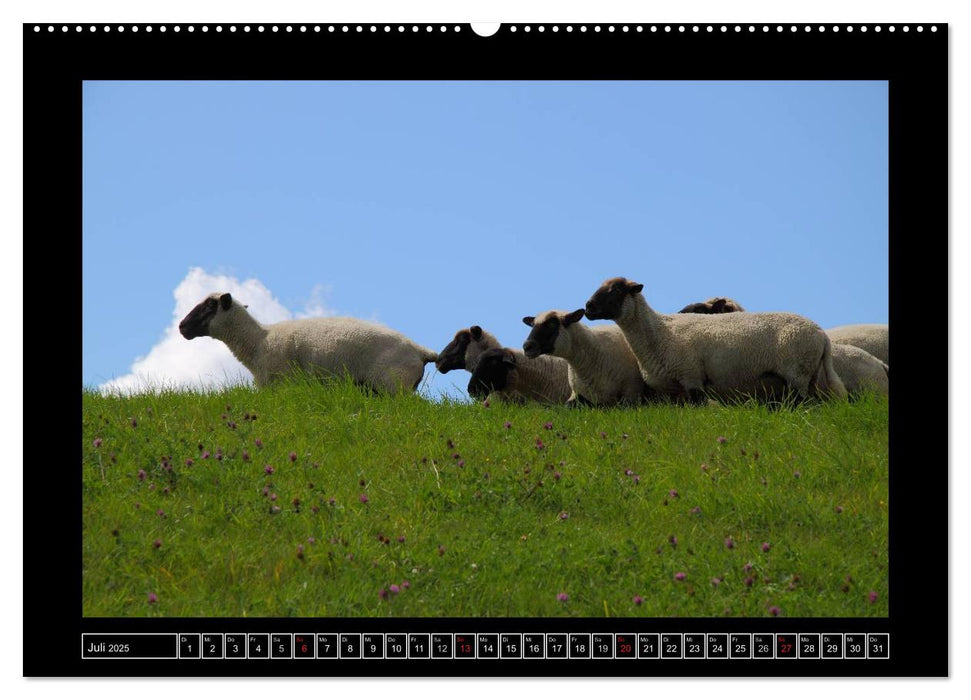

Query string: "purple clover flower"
[557, 592, 569, 602]
[264, 464, 275, 475]
[289, 452, 297, 462]
[716, 436, 727, 444]
[93, 438, 103, 448]
[633, 595, 643, 605]
[674, 572, 686, 581]
[768, 605, 781, 616]
[389, 584, 400, 594]
[359, 493, 369, 504]
[725, 536, 735, 549]
[762, 542, 771, 553]
[147, 592, 158, 604]
[137, 469, 146, 481]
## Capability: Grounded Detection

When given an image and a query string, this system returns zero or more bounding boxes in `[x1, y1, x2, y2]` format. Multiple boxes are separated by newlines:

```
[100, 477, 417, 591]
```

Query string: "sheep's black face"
[679, 301, 714, 314]
[467, 348, 515, 398]
[585, 277, 641, 320]
[436, 329, 472, 373]
[179, 297, 219, 339]
[522, 316, 559, 359]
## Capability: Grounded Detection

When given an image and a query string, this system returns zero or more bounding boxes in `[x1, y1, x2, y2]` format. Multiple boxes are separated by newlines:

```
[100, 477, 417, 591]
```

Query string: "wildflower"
[690, 506, 701, 514]
[700, 463, 709, 472]
[397, 535, 406, 543]
[93, 438, 103, 448]
[264, 464, 275, 475]
[307, 537, 316, 544]
[289, 452, 297, 462]
[768, 605, 781, 616]
[242, 451, 250, 462]
[868, 591, 878, 604]
[401, 580, 411, 589]
[716, 436, 727, 444]
[130, 418, 137, 428]
[557, 592, 569, 602]
[633, 476, 640, 484]
[215, 452, 223, 461]
[379, 588, 389, 600]
[600, 431, 607, 439]
[185, 458, 194, 467]
[744, 576, 755, 587]
[359, 493, 369, 504]
[553, 471, 562, 481]
[447, 439, 454, 449]
[762, 542, 771, 553]
[504, 421, 512, 429]
[255, 439, 263, 448]
[535, 438, 545, 450]
[624, 469, 633, 476]
[743, 562, 753, 573]
[270, 493, 278, 502]
[835, 505, 843, 514]
[201, 450, 210, 460]
[452, 453, 461, 460]
[296, 545, 305, 560]
[148, 593, 158, 604]
[438, 545, 446, 556]
[162, 487, 170, 496]
[311, 505, 320, 514]
[633, 595, 643, 605]
[270, 505, 281, 514]
[328, 498, 336, 506]
[725, 536, 735, 549]
[544, 422, 553, 430]
[137, 469, 146, 481]
[228, 421, 237, 430]
[794, 470, 801, 478]
[153, 538, 162, 549]
[156, 509, 165, 518]
[711, 577, 722, 586]
[674, 572, 686, 581]
[669, 535, 678, 548]
[389, 584, 400, 594]
[622, 433, 629, 440]
[559, 511, 569, 520]
[669, 489, 679, 498]
[261, 486, 269, 497]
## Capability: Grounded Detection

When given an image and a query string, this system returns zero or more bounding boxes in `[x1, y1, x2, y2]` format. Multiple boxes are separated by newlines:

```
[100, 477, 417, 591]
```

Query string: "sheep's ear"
[502, 351, 517, 366]
[564, 308, 585, 326]
[522, 316, 535, 327]
[627, 281, 644, 295]
[470, 325, 483, 340]
[219, 293, 233, 311]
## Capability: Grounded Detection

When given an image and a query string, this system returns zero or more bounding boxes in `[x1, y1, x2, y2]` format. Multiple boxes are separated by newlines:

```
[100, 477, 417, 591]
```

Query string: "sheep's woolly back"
[826, 324, 889, 365]
[530, 310, 645, 406]
[831, 343, 889, 396]
[199, 295, 436, 393]
[612, 292, 846, 400]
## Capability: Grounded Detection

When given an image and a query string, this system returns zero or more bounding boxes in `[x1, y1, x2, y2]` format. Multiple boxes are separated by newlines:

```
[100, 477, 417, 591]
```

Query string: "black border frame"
[24, 21, 946, 677]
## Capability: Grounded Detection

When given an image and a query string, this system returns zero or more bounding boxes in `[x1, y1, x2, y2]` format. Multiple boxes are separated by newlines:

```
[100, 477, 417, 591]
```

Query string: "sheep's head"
[436, 326, 485, 373]
[678, 297, 745, 314]
[467, 348, 517, 399]
[522, 309, 584, 359]
[584, 277, 643, 320]
[179, 292, 234, 339]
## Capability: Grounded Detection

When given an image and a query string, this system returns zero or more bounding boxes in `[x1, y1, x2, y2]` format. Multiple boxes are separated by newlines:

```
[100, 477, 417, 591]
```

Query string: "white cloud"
[99, 268, 336, 394]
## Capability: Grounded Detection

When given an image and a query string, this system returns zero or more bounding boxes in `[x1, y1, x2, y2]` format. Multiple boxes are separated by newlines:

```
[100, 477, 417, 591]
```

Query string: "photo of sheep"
[82, 80, 888, 617]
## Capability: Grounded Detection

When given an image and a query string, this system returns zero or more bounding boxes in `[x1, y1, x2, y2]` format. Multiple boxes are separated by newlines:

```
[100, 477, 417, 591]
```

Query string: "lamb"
[435, 326, 503, 374]
[179, 292, 438, 394]
[678, 297, 747, 314]
[584, 277, 847, 402]
[679, 298, 889, 396]
[521, 308, 653, 406]
[466, 347, 573, 404]
[826, 324, 889, 365]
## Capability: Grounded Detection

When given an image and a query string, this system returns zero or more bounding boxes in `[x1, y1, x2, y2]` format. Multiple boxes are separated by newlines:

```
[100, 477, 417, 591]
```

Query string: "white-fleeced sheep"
[679, 298, 888, 397]
[585, 278, 847, 402]
[435, 326, 503, 374]
[678, 297, 747, 314]
[179, 292, 438, 394]
[437, 325, 572, 404]
[522, 308, 654, 406]
[826, 324, 889, 365]
[466, 346, 573, 404]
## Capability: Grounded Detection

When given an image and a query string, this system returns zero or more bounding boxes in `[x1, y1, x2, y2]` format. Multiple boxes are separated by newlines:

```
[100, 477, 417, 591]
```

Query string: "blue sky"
[82, 80, 888, 398]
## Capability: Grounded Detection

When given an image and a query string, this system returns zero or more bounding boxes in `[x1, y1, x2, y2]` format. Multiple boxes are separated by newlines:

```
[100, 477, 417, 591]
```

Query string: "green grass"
[82, 378, 888, 618]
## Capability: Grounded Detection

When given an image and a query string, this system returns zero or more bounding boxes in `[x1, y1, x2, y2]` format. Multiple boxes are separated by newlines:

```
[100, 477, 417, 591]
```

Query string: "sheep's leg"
[566, 394, 593, 408]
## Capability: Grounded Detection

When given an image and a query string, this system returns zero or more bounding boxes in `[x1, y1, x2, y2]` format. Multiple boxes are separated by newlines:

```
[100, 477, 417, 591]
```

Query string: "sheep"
[677, 297, 746, 314]
[178, 292, 438, 394]
[521, 308, 654, 406]
[584, 277, 847, 403]
[435, 326, 502, 374]
[826, 324, 889, 365]
[679, 298, 889, 396]
[466, 347, 573, 404]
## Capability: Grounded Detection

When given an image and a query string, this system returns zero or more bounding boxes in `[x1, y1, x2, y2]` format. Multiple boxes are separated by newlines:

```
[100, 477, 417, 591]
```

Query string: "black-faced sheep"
[677, 297, 747, 314]
[435, 326, 502, 374]
[467, 347, 573, 404]
[585, 277, 847, 403]
[179, 292, 438, 394]
[826, 324, 889, 365]
[679, 298, 889, 396]
[521, 308, 653, 406]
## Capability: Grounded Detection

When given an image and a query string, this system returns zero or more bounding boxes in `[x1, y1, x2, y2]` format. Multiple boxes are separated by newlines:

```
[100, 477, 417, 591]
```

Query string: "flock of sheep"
[178, 277, 889, 405]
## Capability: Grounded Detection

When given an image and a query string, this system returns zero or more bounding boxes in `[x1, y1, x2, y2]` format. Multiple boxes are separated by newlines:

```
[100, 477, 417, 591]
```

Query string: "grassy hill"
[82, 379, 888, 618]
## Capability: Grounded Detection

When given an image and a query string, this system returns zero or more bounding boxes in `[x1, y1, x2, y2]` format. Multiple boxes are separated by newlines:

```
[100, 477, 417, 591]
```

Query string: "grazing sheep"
[467, 347, 573, 404]
[826, 324, 889, 365]
[680, 298, 889, 396]
[584, 278, 847, 402]
[522, 309, 653, 406]
[179, 292, 438, 393]
[435, 326, 502, 373]
[678, 297, 747, 314]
